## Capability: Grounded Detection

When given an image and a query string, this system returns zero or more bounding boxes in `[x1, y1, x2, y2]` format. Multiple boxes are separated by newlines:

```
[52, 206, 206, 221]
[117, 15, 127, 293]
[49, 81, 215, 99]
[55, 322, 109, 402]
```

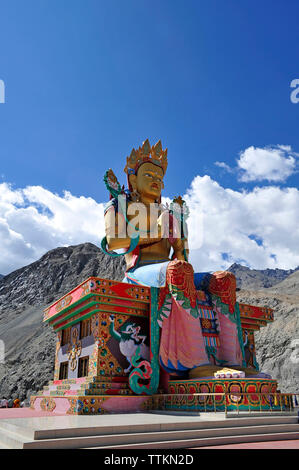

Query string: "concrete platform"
[0, 410, 298, 449]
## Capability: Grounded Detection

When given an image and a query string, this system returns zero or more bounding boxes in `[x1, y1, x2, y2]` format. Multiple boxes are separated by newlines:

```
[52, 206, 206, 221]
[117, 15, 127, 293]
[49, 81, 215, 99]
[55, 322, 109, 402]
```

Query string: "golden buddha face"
[130, 162, 164, 201]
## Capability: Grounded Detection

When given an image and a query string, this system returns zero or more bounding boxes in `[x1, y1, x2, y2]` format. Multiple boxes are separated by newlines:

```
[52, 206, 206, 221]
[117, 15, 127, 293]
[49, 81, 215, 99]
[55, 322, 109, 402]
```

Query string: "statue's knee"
[167, 260, 193, 274]
[166, 260, 194, 284]
[212, 271, 236, 288]
[209, 271, 237, 312]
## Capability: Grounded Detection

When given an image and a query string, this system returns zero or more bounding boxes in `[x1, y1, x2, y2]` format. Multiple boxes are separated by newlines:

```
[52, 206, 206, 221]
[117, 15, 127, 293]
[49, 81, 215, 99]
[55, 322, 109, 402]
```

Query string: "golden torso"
[126, 201, 171, 264]
[137, 238, 171, 262]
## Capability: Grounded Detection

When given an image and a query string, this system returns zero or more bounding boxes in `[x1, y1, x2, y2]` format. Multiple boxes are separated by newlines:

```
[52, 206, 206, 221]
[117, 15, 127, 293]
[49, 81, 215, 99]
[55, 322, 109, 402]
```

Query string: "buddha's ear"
[128, 173, 137, 190]
[162, 181, 165, 189]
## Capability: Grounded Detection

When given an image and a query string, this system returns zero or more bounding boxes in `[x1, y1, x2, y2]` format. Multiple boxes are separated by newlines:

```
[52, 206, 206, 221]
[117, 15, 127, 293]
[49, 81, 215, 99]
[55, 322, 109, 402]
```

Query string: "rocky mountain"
[227, 264, 299, 393]
[0, 247, 298, 402]
[228, 263, 299, 290]
[0, 243, 126, 402]
[237, 276, 299, 393]
[268, 270, 299, 296]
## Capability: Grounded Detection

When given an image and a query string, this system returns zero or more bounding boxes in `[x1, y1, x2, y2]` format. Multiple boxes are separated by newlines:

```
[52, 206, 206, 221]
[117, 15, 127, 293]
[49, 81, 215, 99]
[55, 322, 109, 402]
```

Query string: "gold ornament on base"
[67, 328, 82, 371]
[214, 367, 245, 379]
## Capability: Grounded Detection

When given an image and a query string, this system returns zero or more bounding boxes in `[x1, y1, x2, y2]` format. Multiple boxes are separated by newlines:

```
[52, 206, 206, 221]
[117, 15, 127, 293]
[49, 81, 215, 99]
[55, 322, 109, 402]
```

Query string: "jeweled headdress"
[124, 139, 168, 176]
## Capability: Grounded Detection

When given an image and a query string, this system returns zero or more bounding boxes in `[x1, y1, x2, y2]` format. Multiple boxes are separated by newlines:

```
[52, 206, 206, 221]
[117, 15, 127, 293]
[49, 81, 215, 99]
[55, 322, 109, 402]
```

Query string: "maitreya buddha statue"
[101, 139, 244, 379]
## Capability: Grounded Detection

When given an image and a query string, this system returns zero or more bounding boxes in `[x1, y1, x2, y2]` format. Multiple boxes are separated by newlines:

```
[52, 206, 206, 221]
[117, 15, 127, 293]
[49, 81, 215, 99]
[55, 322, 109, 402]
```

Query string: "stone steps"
[45, 387, 133, 397]
[38, 378, 132, 397]
[0, 425, 33, 449]
[0, 413, 298, 449]
[51, 389, 132, 396]
[48, 376, 128, 386]
[83, 389, 132, 396]
[89, 430, 299, 449]
[84, 382, 129, 390]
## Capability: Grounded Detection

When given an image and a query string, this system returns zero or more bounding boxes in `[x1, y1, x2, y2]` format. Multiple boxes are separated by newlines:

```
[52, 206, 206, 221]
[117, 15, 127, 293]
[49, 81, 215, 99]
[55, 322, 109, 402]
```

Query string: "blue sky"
[0, 0, 299, 274]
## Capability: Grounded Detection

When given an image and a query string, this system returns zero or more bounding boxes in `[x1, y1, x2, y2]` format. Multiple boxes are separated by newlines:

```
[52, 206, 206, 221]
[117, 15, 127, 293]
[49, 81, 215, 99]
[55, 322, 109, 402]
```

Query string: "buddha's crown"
[124, 139, 168, 176]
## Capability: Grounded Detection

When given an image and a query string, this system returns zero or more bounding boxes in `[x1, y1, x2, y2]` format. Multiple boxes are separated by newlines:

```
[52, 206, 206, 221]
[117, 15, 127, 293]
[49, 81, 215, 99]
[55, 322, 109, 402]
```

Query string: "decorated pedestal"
[30, 275, 282, 415]
[166, 377, 286, 412]
[31, 277, 156, 414]
[164, 302, 280, 413]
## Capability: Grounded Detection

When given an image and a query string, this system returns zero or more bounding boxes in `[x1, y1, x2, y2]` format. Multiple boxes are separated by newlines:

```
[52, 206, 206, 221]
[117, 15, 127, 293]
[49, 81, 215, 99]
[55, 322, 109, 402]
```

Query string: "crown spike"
[153, 140, 162, 157]
[142, 139, 151, 156]
[130, 148, 137, 161]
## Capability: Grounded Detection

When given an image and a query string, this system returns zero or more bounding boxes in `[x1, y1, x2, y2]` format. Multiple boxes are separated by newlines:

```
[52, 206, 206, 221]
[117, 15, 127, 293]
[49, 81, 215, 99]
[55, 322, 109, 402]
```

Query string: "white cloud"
[237, 145, 297, 182]
[0, 183, 105, 275]
[0, 178, 299, 275]
[184, 175, 299, 271]
[214, 145, 298, 183]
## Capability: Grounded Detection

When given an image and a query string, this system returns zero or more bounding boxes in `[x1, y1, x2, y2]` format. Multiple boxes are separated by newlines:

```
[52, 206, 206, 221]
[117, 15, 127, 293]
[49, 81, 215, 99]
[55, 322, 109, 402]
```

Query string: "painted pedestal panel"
[31, 277, 154, 414]
[166, 377, 289, 412]
[30, 276, 285, 415]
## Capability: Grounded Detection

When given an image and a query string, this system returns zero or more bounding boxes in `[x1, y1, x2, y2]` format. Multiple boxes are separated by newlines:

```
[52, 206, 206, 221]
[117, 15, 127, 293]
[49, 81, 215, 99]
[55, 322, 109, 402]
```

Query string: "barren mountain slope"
[0, 243, 126, 401]
[228, 263, 298, 290]
[237, 272, 299, 392]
